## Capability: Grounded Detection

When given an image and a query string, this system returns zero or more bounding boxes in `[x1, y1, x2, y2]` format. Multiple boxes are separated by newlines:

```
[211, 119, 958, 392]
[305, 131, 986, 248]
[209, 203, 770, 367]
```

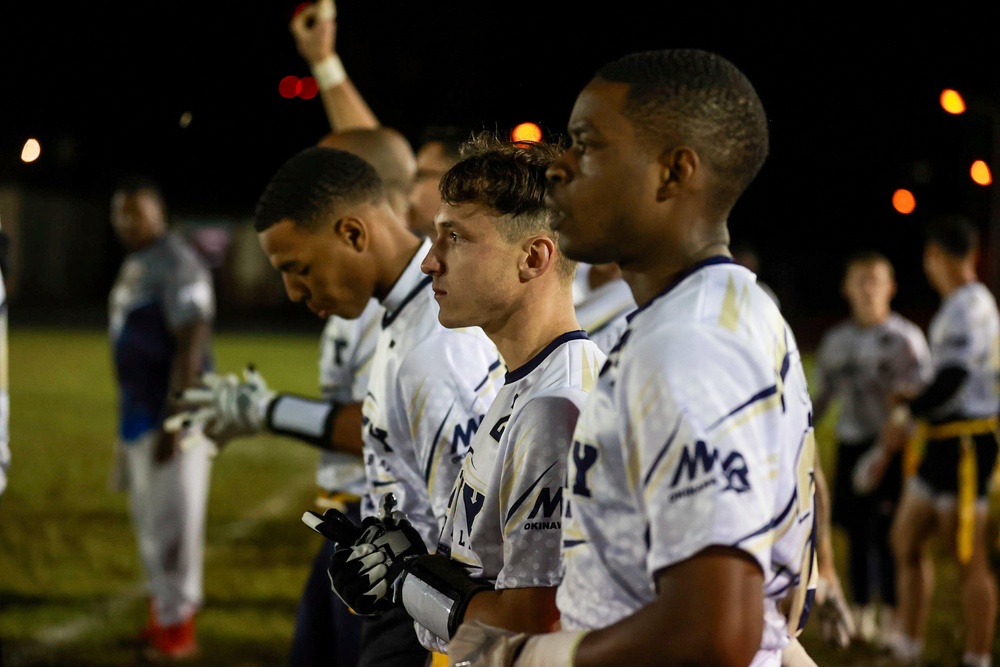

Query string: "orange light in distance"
[971, 160, 992, 185]
[892, 188, 916, 214]
[279, 76, 302, 99]
[511, 122, 543, 144]
[940, 89, 966, 115]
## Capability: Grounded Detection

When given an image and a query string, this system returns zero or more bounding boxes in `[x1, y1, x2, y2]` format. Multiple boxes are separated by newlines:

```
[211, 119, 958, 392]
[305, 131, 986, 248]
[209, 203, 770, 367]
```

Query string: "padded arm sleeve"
[398, 554, 493, 641]
[266, 394, 340, 450]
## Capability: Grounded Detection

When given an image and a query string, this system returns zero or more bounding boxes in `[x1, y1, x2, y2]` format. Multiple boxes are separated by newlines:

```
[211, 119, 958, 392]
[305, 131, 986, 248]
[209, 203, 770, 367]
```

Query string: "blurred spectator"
[811, 250, 932, 648]
[878, 215, 1000, 667]
[108, 174, 216, 661]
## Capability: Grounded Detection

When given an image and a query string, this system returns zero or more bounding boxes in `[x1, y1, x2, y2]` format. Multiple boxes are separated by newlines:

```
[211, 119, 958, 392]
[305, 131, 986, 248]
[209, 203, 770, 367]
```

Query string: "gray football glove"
[164, 365, 276, 440]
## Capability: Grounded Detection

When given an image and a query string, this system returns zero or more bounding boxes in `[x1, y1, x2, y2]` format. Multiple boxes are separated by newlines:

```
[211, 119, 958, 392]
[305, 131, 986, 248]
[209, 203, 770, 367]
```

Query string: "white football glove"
[851, 443, 890, 495]
[448, 620, 531, 667]
[164, 365, 276, 440]
[814, 574, 855, 649]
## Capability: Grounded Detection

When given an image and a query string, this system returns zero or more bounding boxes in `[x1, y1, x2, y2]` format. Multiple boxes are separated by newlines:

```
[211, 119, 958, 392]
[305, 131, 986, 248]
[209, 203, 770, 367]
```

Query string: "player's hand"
[851, 443, 890, 495]
[153, 428, 179, 464]
[780, 636, 819, 667]
[448, 620, 532, 667]
[813, 574, 855, 649]
[326, 493, 428, 614]
[289, 0, 336, 66]
[302, 507, 364, 545]
[165, 365, 276, 441]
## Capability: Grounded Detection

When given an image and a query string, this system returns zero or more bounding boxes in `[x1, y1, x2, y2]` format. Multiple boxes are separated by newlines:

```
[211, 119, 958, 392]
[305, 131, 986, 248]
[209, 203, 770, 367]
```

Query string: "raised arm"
[289, 0, 380, 131]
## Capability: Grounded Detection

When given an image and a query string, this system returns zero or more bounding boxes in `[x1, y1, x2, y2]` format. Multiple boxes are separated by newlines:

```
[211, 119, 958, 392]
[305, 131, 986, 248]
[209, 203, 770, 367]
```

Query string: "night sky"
[3, 2, 999, 330]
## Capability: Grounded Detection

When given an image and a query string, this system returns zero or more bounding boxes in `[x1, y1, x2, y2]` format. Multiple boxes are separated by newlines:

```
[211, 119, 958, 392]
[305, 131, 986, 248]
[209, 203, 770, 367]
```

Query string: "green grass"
[1, 327, 324, 667]
[0, 328, 995, 666]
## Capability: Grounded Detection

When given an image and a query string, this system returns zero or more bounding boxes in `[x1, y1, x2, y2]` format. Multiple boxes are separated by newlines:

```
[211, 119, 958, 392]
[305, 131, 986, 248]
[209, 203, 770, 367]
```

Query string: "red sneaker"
[143, 614, 198, 662]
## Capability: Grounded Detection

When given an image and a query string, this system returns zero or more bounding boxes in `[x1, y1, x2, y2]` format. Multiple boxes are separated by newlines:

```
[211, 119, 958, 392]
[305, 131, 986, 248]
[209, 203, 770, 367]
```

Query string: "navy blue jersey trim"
[627, 256, 735, 323]
[643, 412, 684, 489]
[382, 276, 432, 328]
[474, 358, 504, 392]
[504, 330, 589, 384]
[424, 401, 456, 483]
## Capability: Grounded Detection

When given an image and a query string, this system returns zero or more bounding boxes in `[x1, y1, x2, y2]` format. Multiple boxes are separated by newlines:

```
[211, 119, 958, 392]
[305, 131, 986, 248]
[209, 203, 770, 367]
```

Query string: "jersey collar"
[504, 330, 589, 384]
[626, 255, 735, 323]
[381, 238, 433, 328]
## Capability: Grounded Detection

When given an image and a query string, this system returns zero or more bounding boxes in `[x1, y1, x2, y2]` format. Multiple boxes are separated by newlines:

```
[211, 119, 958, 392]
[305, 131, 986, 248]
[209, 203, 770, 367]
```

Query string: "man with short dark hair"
[253, 145, 504, 667]
[879, 215, 1000, 667]
[108, 175, 215, 660]
[449, 48, 818, 667]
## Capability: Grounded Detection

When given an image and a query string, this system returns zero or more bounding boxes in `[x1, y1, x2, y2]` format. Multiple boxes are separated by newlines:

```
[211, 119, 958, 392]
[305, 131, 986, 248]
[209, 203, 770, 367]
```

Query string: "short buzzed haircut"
[439, 131, 576, 279]
[844, 249, 895, 280]
[597, 49, 769, 214]
[254, 146, 386, 232]
[924, 214, 979, 258]
[113, 173, 166, 211]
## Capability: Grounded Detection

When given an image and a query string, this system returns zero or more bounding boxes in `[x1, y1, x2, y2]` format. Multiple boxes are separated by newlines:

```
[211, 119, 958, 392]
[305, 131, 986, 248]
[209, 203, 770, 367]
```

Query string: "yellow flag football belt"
[907, 416, 999, 564]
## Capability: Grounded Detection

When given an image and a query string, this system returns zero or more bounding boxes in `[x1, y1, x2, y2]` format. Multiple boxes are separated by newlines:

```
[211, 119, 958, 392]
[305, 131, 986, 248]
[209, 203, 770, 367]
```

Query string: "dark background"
[3, 2, 999, 340]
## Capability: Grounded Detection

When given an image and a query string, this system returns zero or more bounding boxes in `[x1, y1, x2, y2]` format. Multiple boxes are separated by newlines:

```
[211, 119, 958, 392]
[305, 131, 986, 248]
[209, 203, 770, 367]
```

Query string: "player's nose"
[420, 246, 442, 275]
[282, 274, 309, 303]
[546, 156, 570, 186]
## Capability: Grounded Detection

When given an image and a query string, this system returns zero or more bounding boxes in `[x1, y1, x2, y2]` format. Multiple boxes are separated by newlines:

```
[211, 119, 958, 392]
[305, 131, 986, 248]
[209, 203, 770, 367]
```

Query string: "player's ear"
[656, 146, 698, 201]
[334, 216, 368, 253]
[519, 234, 556, 280]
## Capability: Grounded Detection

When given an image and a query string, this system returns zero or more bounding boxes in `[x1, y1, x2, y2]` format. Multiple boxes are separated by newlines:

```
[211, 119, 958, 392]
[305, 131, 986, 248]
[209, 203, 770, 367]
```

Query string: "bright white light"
[21, 138, 41, 163]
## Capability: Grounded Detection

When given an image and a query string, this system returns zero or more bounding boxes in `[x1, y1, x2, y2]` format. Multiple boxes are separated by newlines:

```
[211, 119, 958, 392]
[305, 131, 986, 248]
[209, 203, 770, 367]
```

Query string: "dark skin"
[544, 78, 774, 666]
[158, 319, 212, 463]
[578, 547, 764, 667]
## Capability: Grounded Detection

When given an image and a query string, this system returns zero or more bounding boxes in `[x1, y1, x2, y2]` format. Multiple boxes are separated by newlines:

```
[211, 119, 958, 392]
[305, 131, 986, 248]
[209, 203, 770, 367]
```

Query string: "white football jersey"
[362, 239, 506, 548]
[558, 258, 817, 664]
[572, 264, 635, 355]
[812, 312, 932, 443]
[415, 331, 606, 651]
[315, 298, 384, 496]
[925, 281, 1000, 421]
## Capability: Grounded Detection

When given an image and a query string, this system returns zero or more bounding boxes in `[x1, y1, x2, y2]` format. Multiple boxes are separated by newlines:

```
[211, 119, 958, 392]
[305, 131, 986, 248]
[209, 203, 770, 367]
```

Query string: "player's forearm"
[462, 586, 559, 635]
[170, 319, 211, 393]
[572, 548, 763, 667]
[906, 365, 968, 417]
[813, 464, 836, 575]
[319, 81, 380, 132]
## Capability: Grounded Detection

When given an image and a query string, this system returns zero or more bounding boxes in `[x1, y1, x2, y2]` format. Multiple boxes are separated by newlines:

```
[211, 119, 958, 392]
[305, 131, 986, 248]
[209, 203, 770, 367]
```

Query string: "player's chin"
[435, 305, 469, 330]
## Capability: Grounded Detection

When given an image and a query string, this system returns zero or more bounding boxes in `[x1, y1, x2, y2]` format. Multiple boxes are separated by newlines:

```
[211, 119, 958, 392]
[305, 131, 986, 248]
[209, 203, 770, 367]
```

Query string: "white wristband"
[515, 630, 589, 667]
[311, 54, 347, 90]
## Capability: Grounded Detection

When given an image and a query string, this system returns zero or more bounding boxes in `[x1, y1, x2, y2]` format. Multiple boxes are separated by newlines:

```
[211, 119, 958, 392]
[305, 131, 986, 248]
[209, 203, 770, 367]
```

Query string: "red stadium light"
[298, 77, 319, 100]
[511, 122, 543, 144]
[892, 188, 916, 214]
[279, 75, 303, 99]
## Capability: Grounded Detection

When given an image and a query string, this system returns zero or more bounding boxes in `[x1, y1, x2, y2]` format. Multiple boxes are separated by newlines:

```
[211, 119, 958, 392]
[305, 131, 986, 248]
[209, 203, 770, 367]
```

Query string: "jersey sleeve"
[933, 300, 977, 370]
[894, 323, 933, 396]
[619, 324, 781, 580]
[396, 330, 501, 527]
[163, 246, 214, 330]
[495, 392, 583, 589]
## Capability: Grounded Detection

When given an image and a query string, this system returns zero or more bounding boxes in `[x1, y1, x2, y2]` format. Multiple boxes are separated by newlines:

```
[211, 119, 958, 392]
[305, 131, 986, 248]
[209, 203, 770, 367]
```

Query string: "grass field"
[0, 326, 996, 666]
